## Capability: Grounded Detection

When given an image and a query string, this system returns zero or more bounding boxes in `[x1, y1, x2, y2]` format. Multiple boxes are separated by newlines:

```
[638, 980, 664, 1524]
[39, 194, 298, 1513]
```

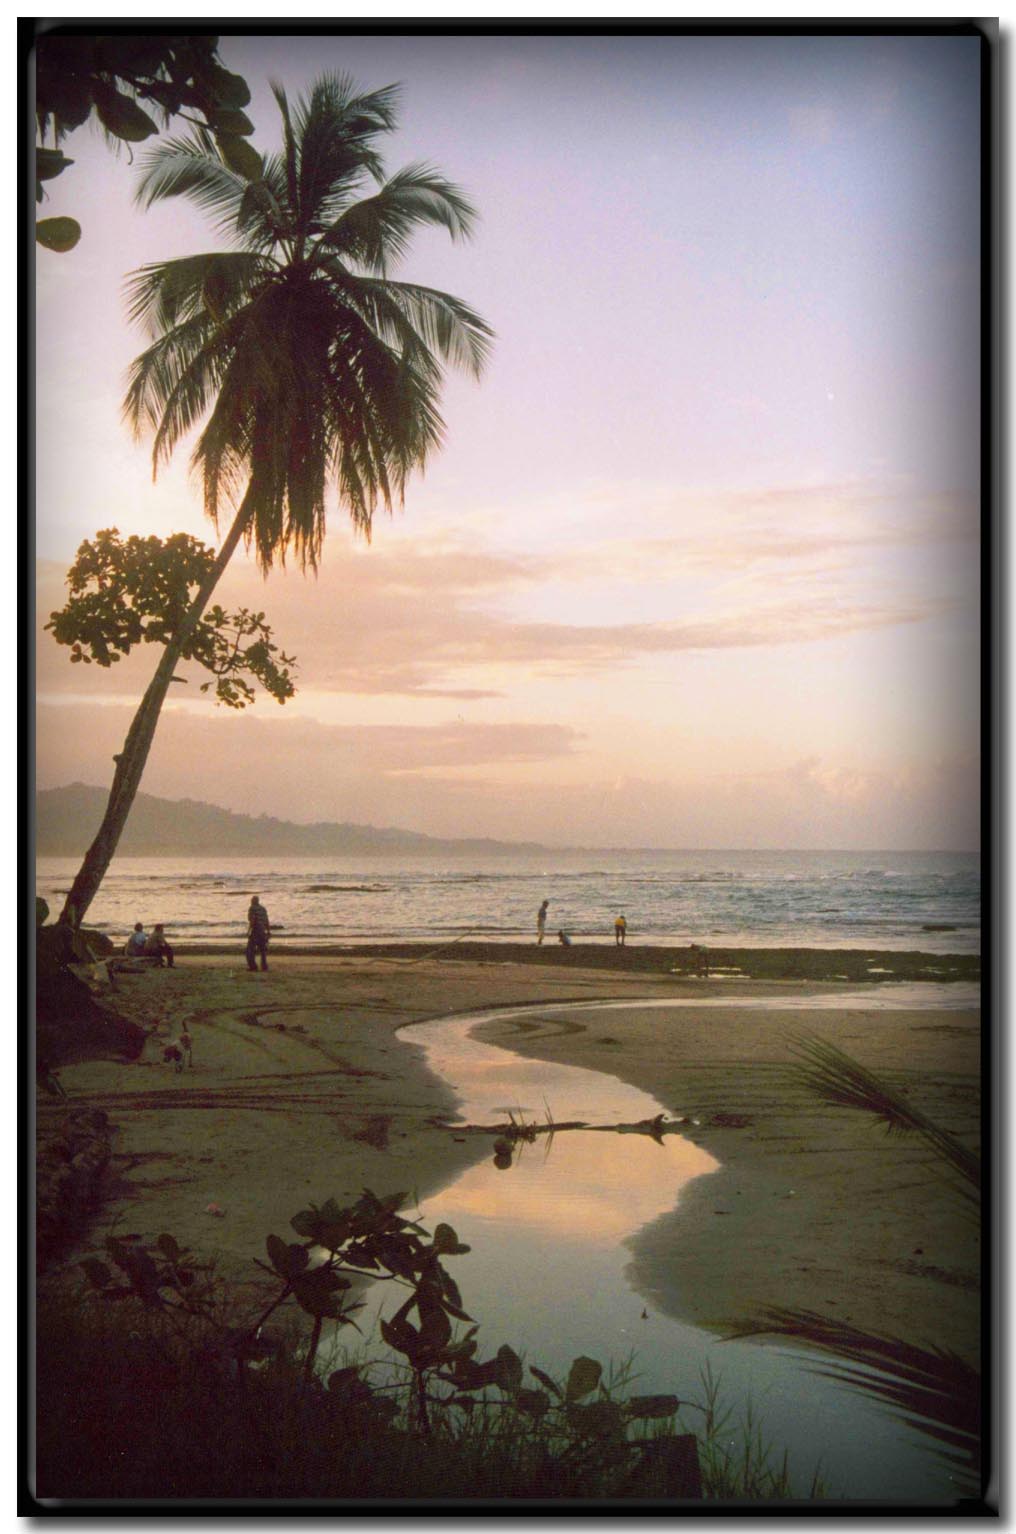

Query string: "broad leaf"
[209, 108, 254, 136]
[566, 1356, 602, 1402]
[432, 1222, 471, 1255]
[292, 1272, 348, 1318]
[626, 1394, 680, 1419]
[36, 148, 74, 181]
[36, 217, 81, 252]
[94, 84, 158, 142]
[286, 1242, 309, 1272]
[216, 132, 263, 181]
[266, 1233, 291, 1276]
[567, 1399, 624, 1438]
[437, 1293, 475, 1324]
[290, 1209, 317, 1237]
[495, 1344, 523, 1394]
[208, 65, 251, 110]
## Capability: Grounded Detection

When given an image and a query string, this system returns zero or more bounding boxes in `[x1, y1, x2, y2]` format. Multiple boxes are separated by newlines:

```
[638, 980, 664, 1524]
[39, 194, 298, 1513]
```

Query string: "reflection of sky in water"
[375, 996, 975, 1503]
[416, 1012, 720, 1243]
[437, 1131, 719, 1244]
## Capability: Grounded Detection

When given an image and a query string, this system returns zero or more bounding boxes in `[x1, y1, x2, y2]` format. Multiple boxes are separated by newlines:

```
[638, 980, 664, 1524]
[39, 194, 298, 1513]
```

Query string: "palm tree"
[59, 74, 492, 926]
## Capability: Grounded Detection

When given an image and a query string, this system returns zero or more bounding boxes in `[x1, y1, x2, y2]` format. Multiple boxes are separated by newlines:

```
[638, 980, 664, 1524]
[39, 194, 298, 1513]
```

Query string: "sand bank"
[40, 949, 981, 1365]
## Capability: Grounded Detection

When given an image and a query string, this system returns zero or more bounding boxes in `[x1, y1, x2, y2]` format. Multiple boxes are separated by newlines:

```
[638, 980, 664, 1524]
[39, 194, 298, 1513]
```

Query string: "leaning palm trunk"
[59, 496, 250, 926]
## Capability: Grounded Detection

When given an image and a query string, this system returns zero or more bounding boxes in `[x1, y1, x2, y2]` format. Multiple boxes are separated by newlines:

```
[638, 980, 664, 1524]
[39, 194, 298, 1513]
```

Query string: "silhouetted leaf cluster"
[47, 527, 296, 707]
[78, 1189, 685, 1479]
[35, 32, 253, 251]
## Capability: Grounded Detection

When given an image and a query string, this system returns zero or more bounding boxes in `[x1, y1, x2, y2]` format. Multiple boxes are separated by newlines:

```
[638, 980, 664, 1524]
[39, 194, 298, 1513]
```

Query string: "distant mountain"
[34, 783, 552, 859]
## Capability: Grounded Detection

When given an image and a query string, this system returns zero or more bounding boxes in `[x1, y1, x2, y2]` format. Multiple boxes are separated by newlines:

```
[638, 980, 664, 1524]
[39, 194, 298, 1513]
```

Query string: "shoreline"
[152, 940, 980, 983]
[39, 949, 981, 1368]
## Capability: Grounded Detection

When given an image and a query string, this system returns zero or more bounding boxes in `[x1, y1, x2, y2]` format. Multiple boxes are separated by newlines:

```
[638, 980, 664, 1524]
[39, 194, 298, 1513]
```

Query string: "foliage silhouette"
[47, 528, 296, 709]
[76, 1187, 706, 1495]
[34, 30, 253, 251]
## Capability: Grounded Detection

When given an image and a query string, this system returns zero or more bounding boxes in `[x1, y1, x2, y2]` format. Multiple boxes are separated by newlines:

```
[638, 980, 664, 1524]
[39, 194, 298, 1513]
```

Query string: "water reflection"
[416, 1006, 721, 1242]
[385, 996, 969, 1502]
[440, 1129, 719, 1244]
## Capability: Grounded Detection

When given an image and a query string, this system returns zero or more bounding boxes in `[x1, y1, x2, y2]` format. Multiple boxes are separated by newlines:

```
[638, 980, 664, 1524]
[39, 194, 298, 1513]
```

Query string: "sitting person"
[125, 922, 148, 957]
[144, 923, 175, 968]
[558, 929, 572, 946]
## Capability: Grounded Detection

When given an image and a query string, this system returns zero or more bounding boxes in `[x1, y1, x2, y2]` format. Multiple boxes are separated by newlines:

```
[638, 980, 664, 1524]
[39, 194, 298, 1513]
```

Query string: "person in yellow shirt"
[614, 914, 627, 946]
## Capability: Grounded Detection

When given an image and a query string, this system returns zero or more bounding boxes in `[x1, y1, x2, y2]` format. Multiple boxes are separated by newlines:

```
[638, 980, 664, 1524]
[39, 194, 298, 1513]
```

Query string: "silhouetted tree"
[58, 73, 492, 925]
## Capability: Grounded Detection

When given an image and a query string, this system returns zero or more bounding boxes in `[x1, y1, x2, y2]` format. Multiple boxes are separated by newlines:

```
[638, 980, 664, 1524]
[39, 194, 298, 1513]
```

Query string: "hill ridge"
[35, 783, 553, 858]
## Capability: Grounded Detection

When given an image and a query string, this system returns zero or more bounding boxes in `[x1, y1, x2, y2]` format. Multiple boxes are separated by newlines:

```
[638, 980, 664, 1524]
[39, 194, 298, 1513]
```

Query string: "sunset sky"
[35, 30, 982, 850]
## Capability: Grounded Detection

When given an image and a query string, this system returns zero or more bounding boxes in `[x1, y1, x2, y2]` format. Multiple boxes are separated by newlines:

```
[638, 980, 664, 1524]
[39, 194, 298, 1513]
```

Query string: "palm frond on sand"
[788, 1035, 979, 1201]
[726, 1307, 981, 1493]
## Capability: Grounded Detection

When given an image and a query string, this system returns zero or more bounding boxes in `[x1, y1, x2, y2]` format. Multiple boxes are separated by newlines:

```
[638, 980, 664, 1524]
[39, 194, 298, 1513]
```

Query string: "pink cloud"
[35, 701, 978, 850]
[37, 534, 940, 705]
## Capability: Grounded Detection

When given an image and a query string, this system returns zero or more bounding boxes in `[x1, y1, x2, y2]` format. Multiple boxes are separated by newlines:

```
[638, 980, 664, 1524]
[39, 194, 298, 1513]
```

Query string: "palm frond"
[294, 76, 399, 240]
[334, 271, 493, 379]
[125, 69, 491, 572]
[236, 159, 291, 251]
[726, 1307, 981, 1492]
[269, 81, 300, 219]
[123, 315, 223, 448]
[133, 132, 251, 239]
[316, 163, 479, 272]
[789, 1036, 980, 1195]
[125, 252, 272, 334]
[148, 332, 233, 474]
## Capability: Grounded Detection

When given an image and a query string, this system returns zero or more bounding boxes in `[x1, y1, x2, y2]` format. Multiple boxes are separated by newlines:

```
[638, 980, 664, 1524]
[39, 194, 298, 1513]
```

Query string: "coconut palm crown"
[124, 74, 493, 570]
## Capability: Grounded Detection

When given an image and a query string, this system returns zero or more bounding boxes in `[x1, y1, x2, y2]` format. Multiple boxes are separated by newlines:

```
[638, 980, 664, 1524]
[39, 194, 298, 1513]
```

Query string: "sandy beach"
[39, 946, 981, 1367]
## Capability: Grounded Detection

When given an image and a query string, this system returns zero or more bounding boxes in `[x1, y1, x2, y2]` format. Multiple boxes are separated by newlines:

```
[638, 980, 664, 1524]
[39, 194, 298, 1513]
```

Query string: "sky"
[34, 28, 983, 850]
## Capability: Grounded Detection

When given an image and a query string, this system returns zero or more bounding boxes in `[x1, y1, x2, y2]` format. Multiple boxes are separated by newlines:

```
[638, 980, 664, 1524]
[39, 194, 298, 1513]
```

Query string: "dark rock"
[36, 925, 146, 1068]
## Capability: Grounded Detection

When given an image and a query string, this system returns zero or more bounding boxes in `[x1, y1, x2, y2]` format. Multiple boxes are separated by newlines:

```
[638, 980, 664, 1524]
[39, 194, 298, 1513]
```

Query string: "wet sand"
[40, 947, 981, 1364]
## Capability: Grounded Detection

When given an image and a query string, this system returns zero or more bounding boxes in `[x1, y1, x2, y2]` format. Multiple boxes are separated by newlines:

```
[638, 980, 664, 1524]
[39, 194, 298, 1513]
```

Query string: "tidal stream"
[360, 989, 977, 1502]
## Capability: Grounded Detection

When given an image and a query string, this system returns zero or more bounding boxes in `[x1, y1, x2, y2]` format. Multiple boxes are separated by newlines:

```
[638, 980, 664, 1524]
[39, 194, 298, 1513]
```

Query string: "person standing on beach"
[614, 914, 627, 946]
[537, 900, 549, 944]
[246, 896, 270, 973]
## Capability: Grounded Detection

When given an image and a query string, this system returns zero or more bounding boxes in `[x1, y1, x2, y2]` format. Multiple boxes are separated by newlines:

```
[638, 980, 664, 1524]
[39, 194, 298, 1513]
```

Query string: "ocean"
[35, 847, 981, 954]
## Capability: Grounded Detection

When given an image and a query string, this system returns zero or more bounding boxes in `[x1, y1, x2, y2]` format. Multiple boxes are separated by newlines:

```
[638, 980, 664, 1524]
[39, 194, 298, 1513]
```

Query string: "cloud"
[35, 701, 979, 850]
[36, 703, 584, 823]
[36, 506, 946, 706]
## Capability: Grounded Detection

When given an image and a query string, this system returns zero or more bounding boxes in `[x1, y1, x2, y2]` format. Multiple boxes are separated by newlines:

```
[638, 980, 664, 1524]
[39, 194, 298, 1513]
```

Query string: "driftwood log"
[444, 1112, 692, 1145]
